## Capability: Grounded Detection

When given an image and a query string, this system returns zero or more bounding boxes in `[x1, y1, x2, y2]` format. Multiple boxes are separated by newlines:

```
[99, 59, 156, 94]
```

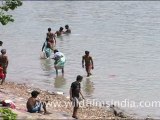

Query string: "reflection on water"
[83, 78, 94, 97]
[40, 59, 55, 76]
[40, 59, 54, 71]
[54, 76, 66, 88]
[57, 36, 64, 41]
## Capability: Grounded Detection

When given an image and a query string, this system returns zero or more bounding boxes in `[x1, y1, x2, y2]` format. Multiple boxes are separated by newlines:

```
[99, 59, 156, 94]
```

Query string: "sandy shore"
[0, 81, 133, 119]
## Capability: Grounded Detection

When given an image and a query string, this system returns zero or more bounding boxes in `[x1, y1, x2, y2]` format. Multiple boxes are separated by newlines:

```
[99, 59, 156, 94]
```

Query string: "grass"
[0, 108, 17, 120]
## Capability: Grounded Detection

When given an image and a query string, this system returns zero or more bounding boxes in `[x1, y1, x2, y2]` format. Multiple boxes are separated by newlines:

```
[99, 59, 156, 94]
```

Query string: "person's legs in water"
[62, 68, 64, 76]
[54, 61, 58, 76]
[85, 64, 92, 77]
[55, 67, 58, 76]
[85, 66, 90, 77]
[88, 64, 92, 76]
[45, 48, 51, 58]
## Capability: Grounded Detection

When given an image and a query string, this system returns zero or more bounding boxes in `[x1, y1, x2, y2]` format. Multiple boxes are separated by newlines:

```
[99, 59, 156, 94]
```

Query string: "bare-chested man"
[0, 49, 8, 84]
[26, 90, 48, 114]
[55, 27, 64, 37]
[64, 25, 71, 34]
[82, 51, 94, 77]
[46, 28, 56, 48]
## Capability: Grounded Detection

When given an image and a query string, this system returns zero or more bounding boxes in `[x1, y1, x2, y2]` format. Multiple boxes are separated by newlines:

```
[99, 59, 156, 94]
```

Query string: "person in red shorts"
[0, 49, 9, 85]
[82, 51, 94, 77]
[46, 28, 56, 48]
[0, 65, 4, 83]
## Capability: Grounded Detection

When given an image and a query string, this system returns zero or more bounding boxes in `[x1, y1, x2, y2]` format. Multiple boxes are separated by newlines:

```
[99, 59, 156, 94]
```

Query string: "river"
[1, 1, 160, 118]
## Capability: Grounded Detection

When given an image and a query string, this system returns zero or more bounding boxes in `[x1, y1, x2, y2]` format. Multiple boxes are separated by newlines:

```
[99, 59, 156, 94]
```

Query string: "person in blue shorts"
[26, 90, 48, 114]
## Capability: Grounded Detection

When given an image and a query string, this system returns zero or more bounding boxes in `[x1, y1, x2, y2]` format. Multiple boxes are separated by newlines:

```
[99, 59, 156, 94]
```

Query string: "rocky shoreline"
[0, 81, 133, 119]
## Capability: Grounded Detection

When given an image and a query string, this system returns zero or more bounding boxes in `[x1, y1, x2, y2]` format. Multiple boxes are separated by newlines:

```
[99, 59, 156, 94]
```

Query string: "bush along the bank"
[0, 108, 17, 120]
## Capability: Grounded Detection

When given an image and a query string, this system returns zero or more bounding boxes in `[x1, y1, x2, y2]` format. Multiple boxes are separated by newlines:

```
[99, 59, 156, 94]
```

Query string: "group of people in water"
[0, 41, 8, 85]
[41, 25, 71, 76]
[41, 25, 94, 78]
[38, 25, 95, 118]
[0, 24, 94, 119]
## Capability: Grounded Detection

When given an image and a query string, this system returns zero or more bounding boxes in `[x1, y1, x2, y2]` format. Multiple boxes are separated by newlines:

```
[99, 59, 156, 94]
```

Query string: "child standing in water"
[82, 51, 94, 77]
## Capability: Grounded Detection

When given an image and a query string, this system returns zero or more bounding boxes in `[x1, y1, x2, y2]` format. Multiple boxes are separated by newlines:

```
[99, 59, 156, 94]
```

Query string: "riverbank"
[0, 81, 133, 119]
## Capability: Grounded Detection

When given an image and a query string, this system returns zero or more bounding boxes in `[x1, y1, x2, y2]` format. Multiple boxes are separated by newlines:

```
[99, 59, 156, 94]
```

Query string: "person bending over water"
[64, 25, 71, 34]
[0, 49, 8, 84]
[52, 49, 66, 76]
[82, 51, 94, 77]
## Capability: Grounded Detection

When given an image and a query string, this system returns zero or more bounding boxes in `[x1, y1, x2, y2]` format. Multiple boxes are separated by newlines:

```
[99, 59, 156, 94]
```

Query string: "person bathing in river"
[52, 49, 66, 76]
[64, 25, 71, 34]
[0, 49, 8, 85]
[46, 28, 56, 49]
[82, 51, 94, 77]
[55, 27, 64, 37]
[0, 41, 3, 50]
[42, 38, 53, 58]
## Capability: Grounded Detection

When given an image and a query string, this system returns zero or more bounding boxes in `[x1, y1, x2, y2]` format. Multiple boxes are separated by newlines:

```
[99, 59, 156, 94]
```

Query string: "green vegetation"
[0, 108, 17, 120]
[0, 0, 22, 25]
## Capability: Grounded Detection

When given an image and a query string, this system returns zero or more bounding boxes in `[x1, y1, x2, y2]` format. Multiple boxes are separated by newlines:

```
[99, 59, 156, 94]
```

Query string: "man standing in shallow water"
[46, 28, 56, 49]
[82, 51, 94, 77]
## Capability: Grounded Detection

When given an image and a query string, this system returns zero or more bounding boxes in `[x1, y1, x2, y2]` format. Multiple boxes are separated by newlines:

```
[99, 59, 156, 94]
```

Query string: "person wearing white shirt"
[52, 49, 66, 76]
